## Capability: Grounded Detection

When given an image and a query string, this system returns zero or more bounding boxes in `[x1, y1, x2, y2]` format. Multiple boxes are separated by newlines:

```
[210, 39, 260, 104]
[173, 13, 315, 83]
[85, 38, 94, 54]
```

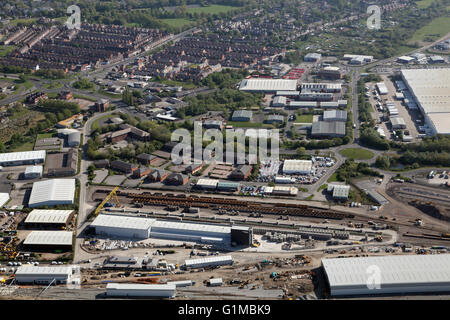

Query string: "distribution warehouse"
[239, 78, 298, 93]
[401, 68, 450, 135]
[322, 254, 450, 296]
[90, 213, 252, 246]
[28, 179, 76, 208]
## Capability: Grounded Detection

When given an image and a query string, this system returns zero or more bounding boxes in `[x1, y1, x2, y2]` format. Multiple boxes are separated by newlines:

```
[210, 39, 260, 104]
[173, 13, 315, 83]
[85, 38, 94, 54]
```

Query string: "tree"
[296, 147, 306, 156]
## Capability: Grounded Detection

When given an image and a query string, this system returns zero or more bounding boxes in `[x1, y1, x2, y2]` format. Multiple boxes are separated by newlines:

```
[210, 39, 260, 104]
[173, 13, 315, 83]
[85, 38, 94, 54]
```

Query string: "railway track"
[94, 189, 350, 220]
[402, 233, 450, 242]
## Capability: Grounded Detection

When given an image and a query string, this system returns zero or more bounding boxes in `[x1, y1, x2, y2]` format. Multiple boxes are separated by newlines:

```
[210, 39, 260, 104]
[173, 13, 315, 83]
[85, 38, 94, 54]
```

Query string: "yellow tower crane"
[94, 186, 120, 216]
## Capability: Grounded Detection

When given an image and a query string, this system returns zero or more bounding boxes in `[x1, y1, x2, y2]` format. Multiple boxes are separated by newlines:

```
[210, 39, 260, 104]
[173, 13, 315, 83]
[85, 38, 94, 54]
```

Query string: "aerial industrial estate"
[0, 0, 449, 304]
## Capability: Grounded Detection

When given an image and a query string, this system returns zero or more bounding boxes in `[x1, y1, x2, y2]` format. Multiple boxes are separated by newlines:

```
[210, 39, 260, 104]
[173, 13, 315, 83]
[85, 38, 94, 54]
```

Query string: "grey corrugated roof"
[323, 254, 450, 289]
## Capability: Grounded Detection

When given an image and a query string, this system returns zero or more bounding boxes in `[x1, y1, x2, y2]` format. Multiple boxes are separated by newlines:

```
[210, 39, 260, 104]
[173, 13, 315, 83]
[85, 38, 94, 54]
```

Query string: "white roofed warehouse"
[239, 78, 298, 93]
[15, 266, 75, 285]
[23, 231, 73, 251]
[106, 283, 176, 298]
[28, 179, 76, 208]
[322, 254, 450, 296]
[401, 68, 450, 135]
[24, 209, 75, 229]
[0, 150, 46, 167]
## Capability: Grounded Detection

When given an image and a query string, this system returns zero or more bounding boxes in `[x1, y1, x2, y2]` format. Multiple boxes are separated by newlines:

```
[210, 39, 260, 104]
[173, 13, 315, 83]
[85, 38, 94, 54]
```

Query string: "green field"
[294, 114, 313, 123]
[416, 0, 438, 9]
[9, 18, 38, 26]
[410, 16, 450, 43]
[37, 132, 56, 140]
[160, 18, 195, 28]
[327, 173, 339, 183]
[0, 45, 16, 57]
[11, 141, 34, 152]
[159, 78, 197, 89]
[186, 5, 240, 15]
[339, 148, 375, 160]
[72, 94, 97, 102]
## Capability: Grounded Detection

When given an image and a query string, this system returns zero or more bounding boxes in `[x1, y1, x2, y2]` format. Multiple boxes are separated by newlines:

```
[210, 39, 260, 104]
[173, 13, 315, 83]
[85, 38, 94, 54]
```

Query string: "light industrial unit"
[0, 150, 46, 167]
[323, 110, 347, 122]
[24, 165, 43, 179]
[23, 230, 73, 251]
[282, 160, 312, 175]
[28, 179, 76, 208]
[23, 209, 75, 229]
[327, 184, 350, 200]
[106, 283, 176, 298]
[15, 266, 75, 284]
[322, 254, 450, 296]
[196, 178, 219, 190]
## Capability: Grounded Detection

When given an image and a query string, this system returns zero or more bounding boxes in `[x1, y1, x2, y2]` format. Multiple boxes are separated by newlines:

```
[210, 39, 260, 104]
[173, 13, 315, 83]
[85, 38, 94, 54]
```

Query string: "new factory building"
[401, 68, 450, 135]
[28, 179, 76, 208]
[15, 266, 76, 285]
[90, 214, 253, 246]
[0, 150, 46, 167]
[322, 254, 450, 296]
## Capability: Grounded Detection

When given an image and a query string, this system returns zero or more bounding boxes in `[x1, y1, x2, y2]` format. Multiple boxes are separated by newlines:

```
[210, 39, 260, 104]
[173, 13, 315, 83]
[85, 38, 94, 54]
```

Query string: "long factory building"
[0, 150, 46, 167]
[401, 68, 450, 135]
[90, 213, 253, 246]
[322, 254, 450, 296]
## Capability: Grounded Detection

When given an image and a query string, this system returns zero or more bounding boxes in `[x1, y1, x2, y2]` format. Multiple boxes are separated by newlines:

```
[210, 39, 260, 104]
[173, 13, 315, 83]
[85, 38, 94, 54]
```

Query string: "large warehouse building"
[401, 68, 450, 135]
[23, 209, 75, 229]
[28, 179, 76, 208]
[322, 254, 450, 296]
[90, 214, 252, 246]
[23, 230, 73, 251]
[15, 266, 76, 284]
[239, 78, 298, 93]
[0, 150, 46, 167]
